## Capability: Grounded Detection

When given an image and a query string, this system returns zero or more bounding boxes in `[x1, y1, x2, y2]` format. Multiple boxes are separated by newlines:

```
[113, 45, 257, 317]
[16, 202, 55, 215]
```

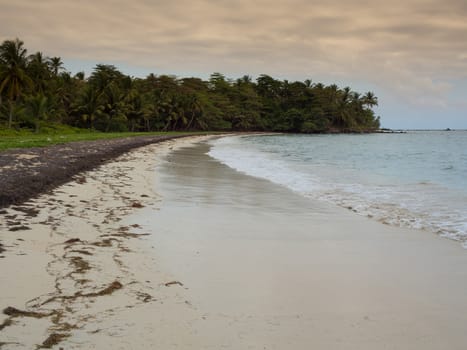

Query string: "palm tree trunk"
[8, 101, 14, 129]
[163, 118, 171, 132]
[186, 112, 195, 130]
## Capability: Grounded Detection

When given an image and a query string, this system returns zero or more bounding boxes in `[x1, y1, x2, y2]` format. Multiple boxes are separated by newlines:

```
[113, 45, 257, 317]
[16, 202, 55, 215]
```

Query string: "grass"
[0, 126, 211, 151]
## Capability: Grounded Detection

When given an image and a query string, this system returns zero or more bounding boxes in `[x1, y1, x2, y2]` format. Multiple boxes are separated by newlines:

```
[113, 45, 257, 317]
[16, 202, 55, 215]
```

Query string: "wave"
[208, 135, 467, 248]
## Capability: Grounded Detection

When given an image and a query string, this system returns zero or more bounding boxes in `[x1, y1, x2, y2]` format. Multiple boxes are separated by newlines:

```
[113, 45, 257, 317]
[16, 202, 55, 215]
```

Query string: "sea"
[208, 131, 467, 248]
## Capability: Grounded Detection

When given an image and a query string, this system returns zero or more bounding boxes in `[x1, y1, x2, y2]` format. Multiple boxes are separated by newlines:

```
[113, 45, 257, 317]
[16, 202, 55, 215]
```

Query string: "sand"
[0, 134, 190, 207]
[0, 136, 212, 349]
[1, 136, 467, 349]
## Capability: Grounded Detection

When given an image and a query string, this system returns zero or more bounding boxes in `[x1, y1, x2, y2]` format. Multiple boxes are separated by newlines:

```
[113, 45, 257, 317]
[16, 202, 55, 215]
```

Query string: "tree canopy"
[0, 39, 380, 133]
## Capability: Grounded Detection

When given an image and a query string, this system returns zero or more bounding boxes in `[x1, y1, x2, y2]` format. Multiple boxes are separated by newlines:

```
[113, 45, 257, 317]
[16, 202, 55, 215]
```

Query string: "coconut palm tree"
[101, 81, 127, 131]
[74, 86, 104, 129]
[0, 38, 33, 128]
[48, 56, 64, 76]
[184, 94, 203, 130]
[362, 91, 378, 108]
[89, 64, 123, 96]
[28, 51, 50, 94]
[74, 71, 85, 81]
[25, 94, 51, 132]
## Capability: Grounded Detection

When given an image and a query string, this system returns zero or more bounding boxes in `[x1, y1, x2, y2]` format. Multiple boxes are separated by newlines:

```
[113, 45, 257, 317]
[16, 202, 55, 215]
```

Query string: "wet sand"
[129, 141, 467, 349]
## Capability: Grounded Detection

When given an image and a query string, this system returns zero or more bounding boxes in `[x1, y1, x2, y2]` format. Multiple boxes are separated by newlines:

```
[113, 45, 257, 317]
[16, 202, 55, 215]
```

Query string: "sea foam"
[208, 133, 467, 248]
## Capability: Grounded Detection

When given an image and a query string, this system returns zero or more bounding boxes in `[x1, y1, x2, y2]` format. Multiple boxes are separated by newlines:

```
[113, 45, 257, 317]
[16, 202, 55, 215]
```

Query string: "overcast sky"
[1, 0, 466, 129]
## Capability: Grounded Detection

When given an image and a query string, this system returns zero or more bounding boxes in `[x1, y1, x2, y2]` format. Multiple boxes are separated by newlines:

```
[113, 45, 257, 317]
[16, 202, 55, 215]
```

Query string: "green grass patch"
[0, 127, 210, 151]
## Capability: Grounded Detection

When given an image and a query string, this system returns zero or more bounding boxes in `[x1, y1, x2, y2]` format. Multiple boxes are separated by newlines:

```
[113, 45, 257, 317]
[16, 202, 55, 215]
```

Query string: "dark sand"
[0, 135, 192, 208]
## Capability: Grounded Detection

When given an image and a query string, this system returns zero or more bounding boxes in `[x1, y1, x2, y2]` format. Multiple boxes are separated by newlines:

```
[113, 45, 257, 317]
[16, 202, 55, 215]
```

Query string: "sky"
[1, 0, 466, 129]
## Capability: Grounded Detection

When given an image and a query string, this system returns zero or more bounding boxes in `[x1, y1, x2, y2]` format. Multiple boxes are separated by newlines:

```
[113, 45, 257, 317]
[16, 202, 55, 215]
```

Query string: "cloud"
[1, 0, 466, 110]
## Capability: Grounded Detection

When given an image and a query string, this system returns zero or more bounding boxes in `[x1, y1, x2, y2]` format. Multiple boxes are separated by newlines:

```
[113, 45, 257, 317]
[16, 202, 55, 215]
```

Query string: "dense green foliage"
[0, 38, 380, 133]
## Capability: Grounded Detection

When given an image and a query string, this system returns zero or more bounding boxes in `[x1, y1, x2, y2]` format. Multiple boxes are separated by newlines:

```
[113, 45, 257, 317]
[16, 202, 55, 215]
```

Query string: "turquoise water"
[208, 131, 467, 247]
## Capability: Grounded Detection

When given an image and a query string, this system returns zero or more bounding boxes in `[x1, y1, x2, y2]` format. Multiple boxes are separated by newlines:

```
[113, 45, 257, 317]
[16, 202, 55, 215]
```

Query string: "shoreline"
[132, 141, 467, 349]
[2, 135, 467, 348]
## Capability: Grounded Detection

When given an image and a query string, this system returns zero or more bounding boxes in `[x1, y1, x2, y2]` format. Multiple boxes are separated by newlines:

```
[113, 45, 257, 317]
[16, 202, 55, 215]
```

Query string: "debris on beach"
[8, 225, 31, 232]
[39, 332, 70, 349]
[131, 201, 144, 208]
[0, 137, 181, 348]
[0, 318, 13, 331]
[91, 238, 117, 247]
[11, 206, 40, 217]
[136, 291, 154, 303]
[75, 176, 87, 184]
[3, 306, 51, 318]
[164, 281, 184, 287]
[69, 249, 93, 256]
[69, 256, 91, 274]
[64, 238, 82, 244]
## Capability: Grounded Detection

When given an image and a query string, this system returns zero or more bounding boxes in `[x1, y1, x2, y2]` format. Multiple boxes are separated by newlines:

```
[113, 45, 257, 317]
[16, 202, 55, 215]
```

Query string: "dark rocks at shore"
[376, 128, 407, 133]
[0, 135, 189, 209]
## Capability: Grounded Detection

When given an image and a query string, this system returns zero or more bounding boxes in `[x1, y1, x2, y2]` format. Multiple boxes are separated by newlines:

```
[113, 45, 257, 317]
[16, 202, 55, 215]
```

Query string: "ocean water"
[208, 131, 467, 248]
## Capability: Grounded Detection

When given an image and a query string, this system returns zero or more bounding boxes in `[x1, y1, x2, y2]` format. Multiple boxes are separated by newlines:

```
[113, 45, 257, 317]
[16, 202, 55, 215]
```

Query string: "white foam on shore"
[143, 138, 467, 349]
[208, 135, 467, 248]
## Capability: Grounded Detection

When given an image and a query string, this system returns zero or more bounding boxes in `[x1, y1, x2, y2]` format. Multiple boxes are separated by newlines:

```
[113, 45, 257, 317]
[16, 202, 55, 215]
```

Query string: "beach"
[2, 136, 467, 349]
[0, 136, 211, 349]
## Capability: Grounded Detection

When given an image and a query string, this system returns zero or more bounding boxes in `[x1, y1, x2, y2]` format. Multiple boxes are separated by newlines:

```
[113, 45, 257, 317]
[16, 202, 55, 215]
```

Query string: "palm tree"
[351, 92, 362, 104]
[236, 75, 252, 87]
[26, 94, 51, 132]
[341, 87, 352, 104]
[161, 95, 182, 131]
[362, 91, 378, 108]
[101, 81, 127, 131]
[74, 86, 104, 129]
[141, 93, 162, 131]
[74, 71, 85, 81]
[0, 38, 33, 128]
[184, 94, 203, 130]
[89, 64, 123, 95]
[122, 77, 144, 131]
[48, 56, 64, 76]
[27, 51, 50, 94]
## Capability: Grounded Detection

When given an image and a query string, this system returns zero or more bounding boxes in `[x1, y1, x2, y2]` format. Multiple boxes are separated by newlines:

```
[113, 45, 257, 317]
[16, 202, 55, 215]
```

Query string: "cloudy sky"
[1, 0, 466, 128]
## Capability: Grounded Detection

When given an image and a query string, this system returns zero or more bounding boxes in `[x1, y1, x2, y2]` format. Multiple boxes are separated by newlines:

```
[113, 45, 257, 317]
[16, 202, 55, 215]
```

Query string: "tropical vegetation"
[0, 38, 380, 133]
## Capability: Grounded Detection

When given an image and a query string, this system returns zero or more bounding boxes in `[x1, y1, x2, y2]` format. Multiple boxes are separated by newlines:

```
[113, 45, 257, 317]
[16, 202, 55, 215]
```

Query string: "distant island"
[0, 38, 380, 134]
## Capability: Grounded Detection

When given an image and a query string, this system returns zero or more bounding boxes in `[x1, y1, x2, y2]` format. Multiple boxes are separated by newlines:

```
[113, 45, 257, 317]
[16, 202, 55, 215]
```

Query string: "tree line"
[0, 38, 380, 133]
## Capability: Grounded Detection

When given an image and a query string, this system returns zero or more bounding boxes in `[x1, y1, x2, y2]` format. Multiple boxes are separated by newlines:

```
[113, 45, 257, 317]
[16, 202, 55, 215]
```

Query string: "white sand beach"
[1, 136, 467, 349]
